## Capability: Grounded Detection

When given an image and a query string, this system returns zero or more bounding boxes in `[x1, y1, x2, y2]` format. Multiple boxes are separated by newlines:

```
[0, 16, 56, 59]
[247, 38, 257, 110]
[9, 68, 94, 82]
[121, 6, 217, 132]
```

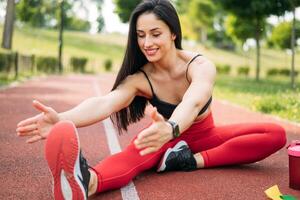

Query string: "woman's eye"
[137, 35, 145, 38]
[153, 34, 160, 37]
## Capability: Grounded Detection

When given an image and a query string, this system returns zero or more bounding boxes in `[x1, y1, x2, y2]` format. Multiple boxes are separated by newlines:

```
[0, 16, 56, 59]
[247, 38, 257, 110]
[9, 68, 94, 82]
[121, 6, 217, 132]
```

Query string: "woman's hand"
[16, 100, 60, 143]
[134, 107, 173, 156]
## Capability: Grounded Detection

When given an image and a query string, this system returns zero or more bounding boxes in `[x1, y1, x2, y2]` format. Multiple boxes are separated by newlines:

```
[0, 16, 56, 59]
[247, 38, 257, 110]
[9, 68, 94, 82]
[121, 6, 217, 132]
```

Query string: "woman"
[16, 0, 286, 199]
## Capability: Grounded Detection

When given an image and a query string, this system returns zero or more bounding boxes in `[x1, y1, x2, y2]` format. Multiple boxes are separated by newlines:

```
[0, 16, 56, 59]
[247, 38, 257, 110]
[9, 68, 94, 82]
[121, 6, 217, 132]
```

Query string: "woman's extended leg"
[92, 136, 176, 193]
[187, 123, 287, 168]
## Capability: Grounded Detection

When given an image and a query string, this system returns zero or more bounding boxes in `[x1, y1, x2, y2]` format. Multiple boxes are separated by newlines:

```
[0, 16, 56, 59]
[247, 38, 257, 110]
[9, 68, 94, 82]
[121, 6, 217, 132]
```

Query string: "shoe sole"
[45, 121, 86, 200]
[157, 140, 188, 172]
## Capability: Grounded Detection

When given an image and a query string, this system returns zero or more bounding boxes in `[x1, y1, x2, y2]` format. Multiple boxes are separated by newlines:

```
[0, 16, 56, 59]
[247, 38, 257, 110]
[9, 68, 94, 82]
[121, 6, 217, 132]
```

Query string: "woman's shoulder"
[179, 49, 206, 63]
[120, 68, 153, 98]
[181, 50, 216, 81]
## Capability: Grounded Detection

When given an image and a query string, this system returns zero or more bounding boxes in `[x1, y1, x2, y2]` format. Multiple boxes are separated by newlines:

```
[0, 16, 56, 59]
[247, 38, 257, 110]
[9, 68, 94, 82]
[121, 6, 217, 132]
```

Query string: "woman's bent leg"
[92, 138, 176, 193]
[187, 123, 286, 168]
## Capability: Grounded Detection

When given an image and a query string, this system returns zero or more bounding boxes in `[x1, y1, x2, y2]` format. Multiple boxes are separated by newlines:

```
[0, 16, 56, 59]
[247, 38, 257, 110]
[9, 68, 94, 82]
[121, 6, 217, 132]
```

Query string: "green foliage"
[65, 17, 91, 32]
[268, 21, 300, 49]
[237, 66, 250, 76]
[216, 64, 231, 74]
[36, 56, 58, 73]
[253, 96, 286, 114]
[97, 14, 105, 33]
[208, 10, 236, 50]
[214, 75, 300, 123]
[216, 0, 300, 45]
[114, 0, 141, 23]
[225, 14, 260, 44]
[279, 69, 291, 76]
[266, 68, 279, 76]
[189, 0, 215, 28]
[215, 0, 295, 18]
[70, 57, 88, 73]
[213, 0, 298, 80]
[188, 0, 216, 41]
[267, 68, 299, 77]
[0, 52, 15, 72]
[104, 59, 113, 71]
[16, 0, 57, 27]
[178, 14, 198, 40]
[253, 93, 300, 120]
[174, 0, 192, 14]
[16, 0, 97, 31]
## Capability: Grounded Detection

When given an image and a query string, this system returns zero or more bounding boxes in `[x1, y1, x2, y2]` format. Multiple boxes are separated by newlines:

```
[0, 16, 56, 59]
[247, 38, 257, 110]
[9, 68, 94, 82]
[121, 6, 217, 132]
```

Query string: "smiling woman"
[16, 0, 287, 199]
[136, 13, 177, 61]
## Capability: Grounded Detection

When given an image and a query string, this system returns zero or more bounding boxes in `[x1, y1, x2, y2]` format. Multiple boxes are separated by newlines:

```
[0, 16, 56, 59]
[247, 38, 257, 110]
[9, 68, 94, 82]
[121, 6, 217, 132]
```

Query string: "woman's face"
[136, 12, 176, 62]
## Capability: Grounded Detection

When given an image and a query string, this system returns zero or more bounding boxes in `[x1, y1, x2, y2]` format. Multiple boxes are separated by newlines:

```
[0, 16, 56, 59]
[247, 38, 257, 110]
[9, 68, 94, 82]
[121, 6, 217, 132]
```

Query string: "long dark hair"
[110, 0, 183, 134]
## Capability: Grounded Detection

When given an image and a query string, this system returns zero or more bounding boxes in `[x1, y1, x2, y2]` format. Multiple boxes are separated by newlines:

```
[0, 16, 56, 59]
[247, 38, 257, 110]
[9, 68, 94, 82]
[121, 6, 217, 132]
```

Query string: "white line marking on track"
[93, 79, 140, 200]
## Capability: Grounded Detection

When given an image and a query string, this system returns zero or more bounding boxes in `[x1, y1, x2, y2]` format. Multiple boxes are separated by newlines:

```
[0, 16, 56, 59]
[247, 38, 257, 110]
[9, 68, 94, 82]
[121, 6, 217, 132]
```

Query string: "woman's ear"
[171, 33, 176, 40]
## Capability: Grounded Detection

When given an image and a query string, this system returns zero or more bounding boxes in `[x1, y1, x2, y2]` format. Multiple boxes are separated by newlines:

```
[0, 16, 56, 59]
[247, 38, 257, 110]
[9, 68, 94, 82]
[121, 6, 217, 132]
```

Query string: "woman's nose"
[144, 36, 153, 48]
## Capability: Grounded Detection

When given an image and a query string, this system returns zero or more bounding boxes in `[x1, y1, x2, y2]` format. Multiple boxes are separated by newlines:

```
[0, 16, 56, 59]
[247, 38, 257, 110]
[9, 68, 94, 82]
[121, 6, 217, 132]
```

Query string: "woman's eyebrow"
[136, 28, 161, 32]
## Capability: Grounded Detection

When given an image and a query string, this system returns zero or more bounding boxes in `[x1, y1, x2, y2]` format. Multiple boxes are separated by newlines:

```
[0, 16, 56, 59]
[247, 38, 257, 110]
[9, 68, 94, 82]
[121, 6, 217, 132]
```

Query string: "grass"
[185, 41, 300, 78]
[1, 26, 126, 73]
[214, 75, 300, 123]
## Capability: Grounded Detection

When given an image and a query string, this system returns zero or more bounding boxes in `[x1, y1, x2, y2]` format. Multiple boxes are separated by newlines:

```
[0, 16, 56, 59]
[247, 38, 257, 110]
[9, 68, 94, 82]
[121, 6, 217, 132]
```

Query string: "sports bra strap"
[185, 54, 202, 83]
[138, 69, 155, 97]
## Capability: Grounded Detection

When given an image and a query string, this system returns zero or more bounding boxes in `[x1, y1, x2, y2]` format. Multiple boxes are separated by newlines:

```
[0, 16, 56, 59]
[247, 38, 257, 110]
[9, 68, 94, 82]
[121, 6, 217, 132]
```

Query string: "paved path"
[0, 74, 299, 200]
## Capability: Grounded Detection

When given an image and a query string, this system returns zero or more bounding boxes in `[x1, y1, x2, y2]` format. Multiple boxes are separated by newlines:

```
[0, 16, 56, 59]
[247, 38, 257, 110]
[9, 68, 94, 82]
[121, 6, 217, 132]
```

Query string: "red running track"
[0, 74, 299, 200]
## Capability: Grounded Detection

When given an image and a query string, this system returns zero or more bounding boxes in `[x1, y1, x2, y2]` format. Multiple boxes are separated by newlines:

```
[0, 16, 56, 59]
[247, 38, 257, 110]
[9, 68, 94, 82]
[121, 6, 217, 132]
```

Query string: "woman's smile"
[145, 48, 159, 56]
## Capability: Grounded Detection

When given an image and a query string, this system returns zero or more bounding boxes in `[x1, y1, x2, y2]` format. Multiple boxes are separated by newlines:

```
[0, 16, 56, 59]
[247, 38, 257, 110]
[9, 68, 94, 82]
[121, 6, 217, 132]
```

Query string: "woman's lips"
[145, 48, 159, 56]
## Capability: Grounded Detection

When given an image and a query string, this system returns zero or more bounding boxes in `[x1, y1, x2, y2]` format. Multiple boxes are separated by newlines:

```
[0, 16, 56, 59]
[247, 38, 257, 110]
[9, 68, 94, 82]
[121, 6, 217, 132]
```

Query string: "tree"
[58, 0, 64, 73]
[216, 0, 295, 81]
[15, 0, 94, 31]
[2, 0, 15, 49]
[289, 0, 298, 89]
[95, 0, 105, 32]
[268, 21, 300, 49]
[174, 0, 191, 14]
[188, 0, 216, 44]
[73, 0, 105, 32]
[16, 0, 57, 27]
[224, 14, 259, 45]
[114, 0, 141, 23]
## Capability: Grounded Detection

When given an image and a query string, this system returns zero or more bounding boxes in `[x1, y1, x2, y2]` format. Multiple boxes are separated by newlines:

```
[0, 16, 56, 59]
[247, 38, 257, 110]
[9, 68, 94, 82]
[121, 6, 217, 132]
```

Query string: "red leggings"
[93, 113, 286, 192]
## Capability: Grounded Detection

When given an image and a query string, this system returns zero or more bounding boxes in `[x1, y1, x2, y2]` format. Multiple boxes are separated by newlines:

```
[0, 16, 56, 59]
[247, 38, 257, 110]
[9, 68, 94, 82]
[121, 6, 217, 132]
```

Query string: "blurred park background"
[0, 0, 299, 123]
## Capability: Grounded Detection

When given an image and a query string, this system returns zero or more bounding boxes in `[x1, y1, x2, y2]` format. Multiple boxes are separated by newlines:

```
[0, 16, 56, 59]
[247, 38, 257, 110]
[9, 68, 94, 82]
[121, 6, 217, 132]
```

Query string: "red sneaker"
[45, 121, 90, 200]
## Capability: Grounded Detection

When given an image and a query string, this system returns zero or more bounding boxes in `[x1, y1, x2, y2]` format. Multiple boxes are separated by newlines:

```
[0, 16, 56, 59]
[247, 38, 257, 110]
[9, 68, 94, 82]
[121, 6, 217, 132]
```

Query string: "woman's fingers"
[140, 147, 157, 156]
[32, 100, 49, 113]
[17, 114, 41, 127]
[135, 141, 157, 149]
[26, 135, 42, 143]
[18, 129, 39, 137]
[16, 124, 38, 133]
[135, 133, 158, 145]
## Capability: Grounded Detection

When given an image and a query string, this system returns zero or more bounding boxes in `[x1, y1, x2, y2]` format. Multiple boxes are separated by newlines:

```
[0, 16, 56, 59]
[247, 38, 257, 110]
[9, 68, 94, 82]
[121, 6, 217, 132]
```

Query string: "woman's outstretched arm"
[17, 74, 141, 143]
[169, 57, 216, 133]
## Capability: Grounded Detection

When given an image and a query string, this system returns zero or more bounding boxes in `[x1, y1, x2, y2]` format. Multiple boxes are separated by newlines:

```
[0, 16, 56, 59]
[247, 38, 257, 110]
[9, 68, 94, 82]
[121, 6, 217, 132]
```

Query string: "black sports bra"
[139, 54, 212, 119]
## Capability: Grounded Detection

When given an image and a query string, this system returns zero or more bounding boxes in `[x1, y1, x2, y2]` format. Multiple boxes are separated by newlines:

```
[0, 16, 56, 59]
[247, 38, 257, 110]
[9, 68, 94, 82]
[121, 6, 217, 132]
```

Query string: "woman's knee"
[266, 123, 287, 149]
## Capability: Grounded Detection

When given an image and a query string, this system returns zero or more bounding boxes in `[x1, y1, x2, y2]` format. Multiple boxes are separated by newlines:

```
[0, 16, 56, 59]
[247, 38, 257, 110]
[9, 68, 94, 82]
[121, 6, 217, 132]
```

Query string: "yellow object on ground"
[265, 185, 283, 200]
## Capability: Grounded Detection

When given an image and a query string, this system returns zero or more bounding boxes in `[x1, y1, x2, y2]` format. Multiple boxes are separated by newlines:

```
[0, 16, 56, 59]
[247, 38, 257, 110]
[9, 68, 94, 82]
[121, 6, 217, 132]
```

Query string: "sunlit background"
[0, 0, 300, 123]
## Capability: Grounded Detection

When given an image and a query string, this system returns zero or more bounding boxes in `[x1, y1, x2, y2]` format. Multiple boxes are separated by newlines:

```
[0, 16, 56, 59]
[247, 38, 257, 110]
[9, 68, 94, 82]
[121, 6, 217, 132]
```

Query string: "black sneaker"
[45, 121, 91, 200]
[157, 140, 197, 172]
